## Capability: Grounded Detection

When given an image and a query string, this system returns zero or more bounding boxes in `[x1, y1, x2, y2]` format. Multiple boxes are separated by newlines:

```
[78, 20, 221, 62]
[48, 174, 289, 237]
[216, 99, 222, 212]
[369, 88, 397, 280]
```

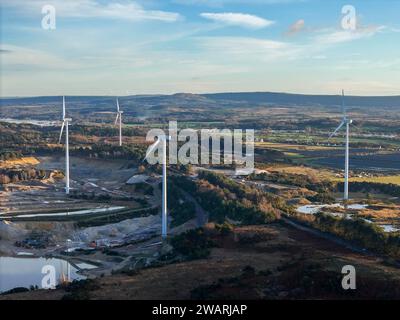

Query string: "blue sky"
[1, 0, 399, 96]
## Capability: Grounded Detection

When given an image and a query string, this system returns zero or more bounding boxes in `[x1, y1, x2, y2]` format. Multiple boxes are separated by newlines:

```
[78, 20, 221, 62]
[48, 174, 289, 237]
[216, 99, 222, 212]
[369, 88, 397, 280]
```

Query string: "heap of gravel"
[0, 220, 28, 240]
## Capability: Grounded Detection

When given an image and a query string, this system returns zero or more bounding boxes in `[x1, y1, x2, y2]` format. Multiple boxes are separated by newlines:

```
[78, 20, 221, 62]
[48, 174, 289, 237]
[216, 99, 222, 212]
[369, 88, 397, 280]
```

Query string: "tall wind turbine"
[145, 135, 170, 239]
[329, 90, 353, 201]
[114, 98, 123, 146]
[58, 96, 72, 195]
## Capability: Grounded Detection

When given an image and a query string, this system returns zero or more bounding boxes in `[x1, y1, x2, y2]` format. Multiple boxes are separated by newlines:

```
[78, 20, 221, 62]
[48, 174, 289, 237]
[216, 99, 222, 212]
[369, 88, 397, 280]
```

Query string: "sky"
[0, 0, 399, 97]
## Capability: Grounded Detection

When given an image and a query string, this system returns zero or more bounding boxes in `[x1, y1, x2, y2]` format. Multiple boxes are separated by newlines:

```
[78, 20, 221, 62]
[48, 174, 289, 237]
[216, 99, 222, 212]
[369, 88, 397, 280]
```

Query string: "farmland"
[0, 92, 399, 300]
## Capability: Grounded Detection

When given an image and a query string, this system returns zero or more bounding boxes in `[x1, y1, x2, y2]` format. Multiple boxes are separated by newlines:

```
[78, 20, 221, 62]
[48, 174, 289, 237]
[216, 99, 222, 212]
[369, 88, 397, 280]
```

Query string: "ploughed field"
[257, 142, 400, 172]
[312, 152, 400, 172]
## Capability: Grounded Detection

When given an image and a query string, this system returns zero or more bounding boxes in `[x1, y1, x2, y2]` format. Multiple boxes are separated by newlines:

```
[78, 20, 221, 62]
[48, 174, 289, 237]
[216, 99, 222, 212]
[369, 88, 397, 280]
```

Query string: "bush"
[61, 279, 100, 300]
[172, 173, 282, 225]
[0, 287, 30, 295]
[215, 222, 234, 235]
[312, 213, 400, 259]
[307, 192, 335, 204]
[170, 228, 215, 260]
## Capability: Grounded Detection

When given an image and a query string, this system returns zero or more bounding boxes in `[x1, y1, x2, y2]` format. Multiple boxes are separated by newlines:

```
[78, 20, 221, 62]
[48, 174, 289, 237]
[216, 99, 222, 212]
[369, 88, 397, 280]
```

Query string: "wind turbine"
[58, 96, 72, 195]
[145, 135, 170, 239]
[329, 90, 353, 201]
[114, 98, 123, 146]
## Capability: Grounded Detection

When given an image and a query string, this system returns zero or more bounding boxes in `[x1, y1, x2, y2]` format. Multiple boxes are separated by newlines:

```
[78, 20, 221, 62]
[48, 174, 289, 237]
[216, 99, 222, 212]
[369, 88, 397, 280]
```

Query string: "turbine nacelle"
[329, 90, 353, 139]
[114, 111, 123, 124]
[58, 118, 72, 144]
[115, 97, 123, 117]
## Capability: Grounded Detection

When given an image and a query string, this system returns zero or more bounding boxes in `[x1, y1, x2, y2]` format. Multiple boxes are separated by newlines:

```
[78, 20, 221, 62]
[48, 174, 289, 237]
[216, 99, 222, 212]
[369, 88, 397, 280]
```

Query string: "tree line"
[312, 213, 400, 259]
[171, 171, 288, 224]
[252, 171, 400, 200]
[0, 168, 47, 184]
[0, 151, 23, 161]
[337, 181, 400, 198]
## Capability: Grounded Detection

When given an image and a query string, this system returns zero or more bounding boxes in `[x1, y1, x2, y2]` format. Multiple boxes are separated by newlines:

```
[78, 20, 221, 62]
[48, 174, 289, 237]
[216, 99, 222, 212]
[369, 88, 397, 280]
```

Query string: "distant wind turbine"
[58, 96, 72, 195]
[114, 98, 123, 147]
[329, 90, 353, 201]
[145, 135, 170, 239]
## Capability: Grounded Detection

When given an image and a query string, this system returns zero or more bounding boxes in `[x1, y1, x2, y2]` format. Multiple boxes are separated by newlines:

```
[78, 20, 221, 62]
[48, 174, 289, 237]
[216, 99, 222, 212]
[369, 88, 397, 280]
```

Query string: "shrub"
[170, 228, 215, 260]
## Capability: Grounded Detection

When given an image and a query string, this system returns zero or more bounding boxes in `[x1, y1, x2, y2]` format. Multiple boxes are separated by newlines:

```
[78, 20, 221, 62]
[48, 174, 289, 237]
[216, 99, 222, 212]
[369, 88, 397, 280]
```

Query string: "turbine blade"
[329, 120, 345, 139]
[116, 98, 120, 112]
[144, 139, 161, 161]
[114, 114, 119, 125]
[62, 96, 66, 120]
[58, 121, 65, 144]
[341, 89, 346, 116]
[351, 121, 361, 132]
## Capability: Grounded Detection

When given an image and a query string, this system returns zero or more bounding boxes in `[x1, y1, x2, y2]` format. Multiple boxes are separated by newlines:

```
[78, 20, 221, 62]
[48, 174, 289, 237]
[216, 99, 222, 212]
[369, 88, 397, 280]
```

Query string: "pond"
[0, 257, 87, 294]
[0, 118, 58, 127]
[0, 206, 125, 219]
[296, 203, 367, 215]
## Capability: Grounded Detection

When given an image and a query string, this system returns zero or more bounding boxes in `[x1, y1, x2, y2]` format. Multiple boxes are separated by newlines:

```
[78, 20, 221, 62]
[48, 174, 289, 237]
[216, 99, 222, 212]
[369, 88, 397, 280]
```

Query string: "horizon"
[1, 0, 399, 96]
[2, 90, 400, 99]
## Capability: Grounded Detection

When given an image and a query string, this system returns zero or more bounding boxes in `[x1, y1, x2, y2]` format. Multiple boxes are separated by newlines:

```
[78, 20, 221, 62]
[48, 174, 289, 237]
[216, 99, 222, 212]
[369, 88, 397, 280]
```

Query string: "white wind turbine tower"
[145, 135, 170, 239]
[114, 98, 123, 146]
[329, 90, 353, 201]
[58, 96, 72, 195]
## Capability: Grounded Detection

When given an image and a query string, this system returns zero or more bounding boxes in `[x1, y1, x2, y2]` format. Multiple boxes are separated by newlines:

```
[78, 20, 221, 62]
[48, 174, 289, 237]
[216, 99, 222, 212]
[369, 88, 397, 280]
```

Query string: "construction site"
[0, 153, 184, 293]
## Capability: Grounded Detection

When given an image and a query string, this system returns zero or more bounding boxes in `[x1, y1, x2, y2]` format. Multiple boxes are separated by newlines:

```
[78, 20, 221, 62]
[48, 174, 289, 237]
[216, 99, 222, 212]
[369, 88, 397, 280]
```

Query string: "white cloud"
[314, 25, 385, 45]
[1, 0, 181, 22]
[196, 36, 304, 61]
[175, 0, 306, 6]
[0, 44, 77, 69]
[311, 55, 327, 60]
[321, 79, 400, 96]
[200, 12, 274, 29]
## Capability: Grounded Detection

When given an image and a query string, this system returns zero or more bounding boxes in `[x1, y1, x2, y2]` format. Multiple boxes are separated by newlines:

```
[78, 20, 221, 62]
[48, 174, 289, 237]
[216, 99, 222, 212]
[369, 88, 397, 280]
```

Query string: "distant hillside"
[1, 91, 400, 123]
[0, 95, 114, 106]
[202, 92, 400, 108]
[1, 91, 400, 109]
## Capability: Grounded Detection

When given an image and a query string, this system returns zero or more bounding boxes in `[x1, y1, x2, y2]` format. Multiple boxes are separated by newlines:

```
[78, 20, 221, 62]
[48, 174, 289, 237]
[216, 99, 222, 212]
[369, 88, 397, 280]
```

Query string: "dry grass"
[331, 175, 400, 185]
[347, 176, 400, 185]
[256, 141, 334, 151]
[260, 164, 334, 180]
[3, 223, 400, 300]
[358, 205, 400, 219]
[0, 157, 39, 168]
